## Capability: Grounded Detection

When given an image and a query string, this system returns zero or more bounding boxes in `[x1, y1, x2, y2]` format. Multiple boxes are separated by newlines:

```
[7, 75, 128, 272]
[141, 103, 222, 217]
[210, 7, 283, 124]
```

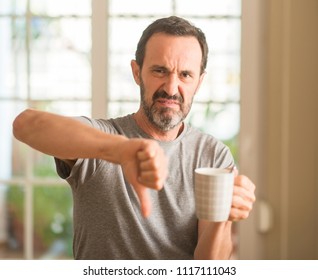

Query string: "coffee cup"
[194, 167, 234, 222]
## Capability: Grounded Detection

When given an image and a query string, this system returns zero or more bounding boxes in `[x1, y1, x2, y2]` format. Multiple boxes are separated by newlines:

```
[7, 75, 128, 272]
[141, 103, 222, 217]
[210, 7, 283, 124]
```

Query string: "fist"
[118, 138, 168, 217]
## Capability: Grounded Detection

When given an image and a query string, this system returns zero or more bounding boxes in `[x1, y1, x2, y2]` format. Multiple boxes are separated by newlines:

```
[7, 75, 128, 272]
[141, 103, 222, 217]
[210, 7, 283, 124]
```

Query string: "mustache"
[152, 91, 184, 103]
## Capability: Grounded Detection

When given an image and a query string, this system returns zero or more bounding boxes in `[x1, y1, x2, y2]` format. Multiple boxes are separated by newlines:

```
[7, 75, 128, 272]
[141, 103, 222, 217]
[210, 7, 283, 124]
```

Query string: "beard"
[139, 80, 193, 131]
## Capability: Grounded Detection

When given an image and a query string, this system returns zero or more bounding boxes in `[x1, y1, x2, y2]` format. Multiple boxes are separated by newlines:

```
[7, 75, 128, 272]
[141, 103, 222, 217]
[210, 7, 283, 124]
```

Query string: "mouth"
[156, 98, 180, 108]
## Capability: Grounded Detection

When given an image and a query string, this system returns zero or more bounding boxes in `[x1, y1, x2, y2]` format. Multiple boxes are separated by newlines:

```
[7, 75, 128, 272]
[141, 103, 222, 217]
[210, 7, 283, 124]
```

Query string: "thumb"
[134, 184, 152, 218]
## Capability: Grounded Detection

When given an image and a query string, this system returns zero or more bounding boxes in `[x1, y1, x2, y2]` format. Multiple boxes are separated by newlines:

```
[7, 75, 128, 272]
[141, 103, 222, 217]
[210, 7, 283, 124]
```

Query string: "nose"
[163, 73, 179, 96]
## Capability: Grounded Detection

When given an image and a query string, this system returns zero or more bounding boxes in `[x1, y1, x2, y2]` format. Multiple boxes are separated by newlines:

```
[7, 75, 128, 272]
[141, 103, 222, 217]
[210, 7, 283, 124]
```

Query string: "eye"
[180, 71, 192, 79]
[154, 69, 165, 74]
[151, 67, 167, 77]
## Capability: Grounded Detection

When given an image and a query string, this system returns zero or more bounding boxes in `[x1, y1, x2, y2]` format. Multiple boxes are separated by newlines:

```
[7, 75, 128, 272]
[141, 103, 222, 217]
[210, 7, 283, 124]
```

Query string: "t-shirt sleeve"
[214, 142, 235, 169]
[54, 158, 72, 179]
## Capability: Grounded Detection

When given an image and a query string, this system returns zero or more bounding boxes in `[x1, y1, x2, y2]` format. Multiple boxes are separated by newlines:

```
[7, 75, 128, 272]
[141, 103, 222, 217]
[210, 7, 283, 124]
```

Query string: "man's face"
[132, 33, 205, 131]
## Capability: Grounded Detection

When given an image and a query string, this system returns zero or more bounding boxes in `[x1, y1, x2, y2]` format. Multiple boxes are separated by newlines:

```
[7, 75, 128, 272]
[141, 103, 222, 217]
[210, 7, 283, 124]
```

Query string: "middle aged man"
[13, 16, 256, 259]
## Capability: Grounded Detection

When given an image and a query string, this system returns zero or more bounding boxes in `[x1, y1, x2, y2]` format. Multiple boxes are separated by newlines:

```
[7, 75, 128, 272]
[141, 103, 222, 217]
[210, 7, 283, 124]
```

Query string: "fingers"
[121, 139, 168, 218]
[233, 180, 255, 203]
[137, 141, 168, 190]
[134, 185, 152, 218]
[231, 190, 254, 211]
[235, 175, 256, 195]
[229, 207, 250, 221]
[229, 174, 256, 221]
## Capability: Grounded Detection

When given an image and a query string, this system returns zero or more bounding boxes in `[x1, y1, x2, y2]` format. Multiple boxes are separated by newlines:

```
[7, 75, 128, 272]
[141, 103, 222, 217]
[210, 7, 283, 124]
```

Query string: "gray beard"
[140, 85, 192, 131]
[143, 104, 183, 131]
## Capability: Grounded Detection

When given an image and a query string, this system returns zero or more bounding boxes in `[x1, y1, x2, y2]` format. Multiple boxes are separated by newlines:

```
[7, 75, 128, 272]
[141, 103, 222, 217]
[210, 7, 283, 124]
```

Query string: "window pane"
[33, 152, 58, 179]
[31, 100, 91, 116]
[188, 102, 239, 161]
[199, 53, 240, 102]
[196, 19, 241, 53]
[11, 139, 28, 178]
[176, 0, 241, 16]
[109, 0, 172, 15]
[0, 185, 25, 259]
[0, 0, 27, 15]
[109, 52, 137, 101]
[30, 0, 91, 16]
[188, 18, 241, 102]
[33, 186, 73, 259]
[109, 18, 152, 53]
[0, 101, 27, 179]
[108, 101, 139, 118]
[0, 18, 28, 99]
[108, 18, 153, 102]
[30, 18, 91, 100]
[188, 102, 239, 140]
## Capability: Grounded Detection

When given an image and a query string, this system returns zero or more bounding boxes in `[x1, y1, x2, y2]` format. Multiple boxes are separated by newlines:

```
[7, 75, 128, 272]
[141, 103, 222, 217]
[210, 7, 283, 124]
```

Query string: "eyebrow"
[149, 65, 194, 75]
[150, 65, 168, 71]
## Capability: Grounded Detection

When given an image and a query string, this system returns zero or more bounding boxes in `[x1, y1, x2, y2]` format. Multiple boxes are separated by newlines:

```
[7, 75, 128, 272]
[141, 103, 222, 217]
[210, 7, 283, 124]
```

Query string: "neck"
[133, 110, 184, 141]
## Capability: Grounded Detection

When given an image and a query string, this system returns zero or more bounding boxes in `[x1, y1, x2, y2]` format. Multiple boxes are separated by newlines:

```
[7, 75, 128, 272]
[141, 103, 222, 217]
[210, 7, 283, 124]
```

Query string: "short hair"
[135, 16, 208, 74]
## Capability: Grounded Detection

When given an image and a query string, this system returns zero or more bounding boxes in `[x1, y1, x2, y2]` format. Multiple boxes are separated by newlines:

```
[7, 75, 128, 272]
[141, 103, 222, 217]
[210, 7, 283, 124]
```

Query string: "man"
[13, 16, 255, 259]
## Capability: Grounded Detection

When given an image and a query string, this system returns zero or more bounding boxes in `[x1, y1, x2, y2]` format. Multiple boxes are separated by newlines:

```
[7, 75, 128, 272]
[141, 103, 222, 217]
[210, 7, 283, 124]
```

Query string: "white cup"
[194, 167, 234, 222]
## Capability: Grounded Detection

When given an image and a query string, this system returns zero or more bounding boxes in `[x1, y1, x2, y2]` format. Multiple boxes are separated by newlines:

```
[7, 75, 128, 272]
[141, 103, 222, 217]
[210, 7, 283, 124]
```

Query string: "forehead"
[143, 33, 202, 71]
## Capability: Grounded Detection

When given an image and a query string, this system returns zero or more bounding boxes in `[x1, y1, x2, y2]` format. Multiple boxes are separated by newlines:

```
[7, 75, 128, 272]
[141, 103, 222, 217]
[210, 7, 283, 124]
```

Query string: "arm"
[194, 173, 256, 259]
[194, 220, 233, 260]
[13, 109, 127, 162]
[13, 109, 168, 217]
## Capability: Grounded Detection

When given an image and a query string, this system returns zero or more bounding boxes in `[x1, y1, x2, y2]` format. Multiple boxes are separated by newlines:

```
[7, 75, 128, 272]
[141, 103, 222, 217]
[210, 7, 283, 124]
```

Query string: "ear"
[195, 71, 206, 94]
[131, 60, 141, 85]
[199, 71, 206, 87]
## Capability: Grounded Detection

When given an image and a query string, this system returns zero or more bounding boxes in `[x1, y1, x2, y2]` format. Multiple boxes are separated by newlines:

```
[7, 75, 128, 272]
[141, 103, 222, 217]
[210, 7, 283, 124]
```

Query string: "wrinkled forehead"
[144, 33, 202, 71]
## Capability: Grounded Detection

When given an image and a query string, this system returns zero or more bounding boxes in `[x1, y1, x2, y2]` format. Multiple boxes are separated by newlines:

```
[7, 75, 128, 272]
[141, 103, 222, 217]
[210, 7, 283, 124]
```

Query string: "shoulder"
[75, 115, 133, 134]
[183, 124, 234, 167]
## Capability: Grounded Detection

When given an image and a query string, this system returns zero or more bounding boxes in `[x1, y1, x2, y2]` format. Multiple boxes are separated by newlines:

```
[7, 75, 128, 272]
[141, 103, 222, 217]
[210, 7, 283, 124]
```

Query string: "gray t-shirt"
[55, 114, 234, 259]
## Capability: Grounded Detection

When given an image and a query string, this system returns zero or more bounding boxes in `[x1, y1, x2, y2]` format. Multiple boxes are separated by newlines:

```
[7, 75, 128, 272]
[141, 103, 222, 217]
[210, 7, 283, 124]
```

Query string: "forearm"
[12, 109, 127, 162]
[194, 221, 233, 260]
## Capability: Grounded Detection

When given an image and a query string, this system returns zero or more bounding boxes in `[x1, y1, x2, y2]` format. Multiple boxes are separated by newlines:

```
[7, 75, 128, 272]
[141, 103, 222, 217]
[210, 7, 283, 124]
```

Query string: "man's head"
[131, 16, 207, 132]
[135, 16, 208, 74]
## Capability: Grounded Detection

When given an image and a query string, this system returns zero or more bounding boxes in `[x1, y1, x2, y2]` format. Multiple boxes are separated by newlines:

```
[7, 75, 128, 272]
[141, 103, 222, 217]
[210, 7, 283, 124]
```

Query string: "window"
[0, 0, 241, 259]
[0, 0, 91, 259]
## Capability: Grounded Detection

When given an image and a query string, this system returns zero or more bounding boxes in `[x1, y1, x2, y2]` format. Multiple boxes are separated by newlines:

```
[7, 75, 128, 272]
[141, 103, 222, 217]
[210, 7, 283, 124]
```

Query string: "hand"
[229, 170, 256, 221]
[118, 138, 168, 217]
